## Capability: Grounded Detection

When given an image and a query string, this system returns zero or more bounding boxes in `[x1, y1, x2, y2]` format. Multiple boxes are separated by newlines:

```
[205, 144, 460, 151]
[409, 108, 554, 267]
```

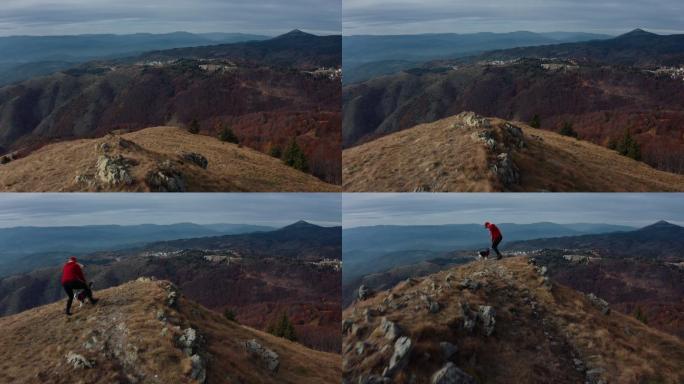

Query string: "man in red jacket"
[484, 222, 503, 260]
[61, 256, 98, 315]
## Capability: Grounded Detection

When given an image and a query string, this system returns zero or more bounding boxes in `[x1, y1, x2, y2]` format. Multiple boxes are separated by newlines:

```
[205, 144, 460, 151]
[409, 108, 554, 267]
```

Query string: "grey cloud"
[342, 193, 684, 228]
[343, 0, 684, 35]
[0, 193, 341, 228]
[0, 0, 341, 36]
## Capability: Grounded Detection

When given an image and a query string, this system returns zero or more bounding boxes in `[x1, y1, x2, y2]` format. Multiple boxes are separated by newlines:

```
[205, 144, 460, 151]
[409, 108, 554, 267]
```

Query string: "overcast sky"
[0, 193, 341, 228]
[0, 0, 341, 36]
[343, 193, 684, 228]
[344, 0, 684, 35]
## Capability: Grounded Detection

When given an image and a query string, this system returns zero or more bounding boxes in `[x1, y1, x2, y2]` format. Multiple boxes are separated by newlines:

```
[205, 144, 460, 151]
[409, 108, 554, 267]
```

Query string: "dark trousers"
[63, 280, 93, 313]
[492, 236, 503, 258]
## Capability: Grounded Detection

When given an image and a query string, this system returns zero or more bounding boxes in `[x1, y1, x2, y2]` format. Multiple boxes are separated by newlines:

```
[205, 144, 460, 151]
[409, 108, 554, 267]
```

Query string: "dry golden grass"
[343, 116, 495, 192]
[0, 279, 341, 384]
[342, 114, 684, 191]
[343, 257, 684, 383]
[0, 126, 339, 192]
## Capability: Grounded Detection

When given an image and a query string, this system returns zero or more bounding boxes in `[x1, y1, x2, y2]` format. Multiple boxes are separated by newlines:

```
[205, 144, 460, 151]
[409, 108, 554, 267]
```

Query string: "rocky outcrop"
[378, 317, 401, 341]
[96, 154, 134, 186]
[492, 153, 520, 187]
[181, 152, 208, 169]
[462, 112, 524, 189]
[65, 352, 94, 369]
[477, 306, 496, 337]
[587, 293, 611, 315]
[145, 161, 186, 192]
[245, 339, 280, 373]
[358, 285, 371, 300]
[384, 336, 412, 377]
[430, 362, 476, 384]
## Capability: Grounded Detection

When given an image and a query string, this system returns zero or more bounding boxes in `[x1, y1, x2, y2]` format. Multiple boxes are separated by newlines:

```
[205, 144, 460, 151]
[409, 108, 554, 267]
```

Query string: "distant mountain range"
[343, 30, 684, 175]
[343, 31, 613, 83]
[0, 223, 274, 276]
[0, 31, 270, 85]
[509, 220, 684, 259]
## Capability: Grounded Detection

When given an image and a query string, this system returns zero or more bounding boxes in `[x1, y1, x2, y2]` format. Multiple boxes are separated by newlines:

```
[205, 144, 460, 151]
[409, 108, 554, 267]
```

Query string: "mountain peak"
[282, 220, 318, 229]
[618, 28, 657, 38]
[640, 220, 681, 230]
[274, 29, 315, 39]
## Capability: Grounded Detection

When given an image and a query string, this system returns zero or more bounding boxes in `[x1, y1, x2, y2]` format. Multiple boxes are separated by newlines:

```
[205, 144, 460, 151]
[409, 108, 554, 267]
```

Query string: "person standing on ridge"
[61, 256, 98, 316]
[484, 222, 503, 260]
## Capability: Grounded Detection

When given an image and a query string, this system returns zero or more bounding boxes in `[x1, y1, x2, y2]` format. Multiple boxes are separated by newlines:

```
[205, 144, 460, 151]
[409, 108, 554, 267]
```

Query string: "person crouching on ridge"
[61, 256, 98, 315]
[484, 222, 503, 260]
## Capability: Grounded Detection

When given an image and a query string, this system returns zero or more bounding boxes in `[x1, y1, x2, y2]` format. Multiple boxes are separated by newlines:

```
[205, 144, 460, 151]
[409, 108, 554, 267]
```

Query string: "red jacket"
[61, 261, 86, 285]
[486, 223, 502, 240]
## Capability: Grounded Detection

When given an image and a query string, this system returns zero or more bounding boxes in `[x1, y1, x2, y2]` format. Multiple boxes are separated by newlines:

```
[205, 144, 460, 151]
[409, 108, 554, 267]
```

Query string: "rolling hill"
[342, 112, 684, 191]
[343, 256, 684, 383]
[0, 278, 341, 383]
[342, 30, 684, 175]
[0, 126, 339, 192]
[0, 30, 342, 184]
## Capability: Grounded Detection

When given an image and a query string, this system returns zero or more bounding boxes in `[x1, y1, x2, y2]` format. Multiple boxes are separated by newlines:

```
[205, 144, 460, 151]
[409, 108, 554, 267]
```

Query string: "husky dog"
[478, 249, 491, 260]
[74, 282, 94, 308]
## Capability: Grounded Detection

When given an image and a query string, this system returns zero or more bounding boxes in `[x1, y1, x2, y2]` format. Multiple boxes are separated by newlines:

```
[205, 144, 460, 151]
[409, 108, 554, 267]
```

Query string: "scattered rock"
[586, 293, 611, 315]
[459, 111, 489, 128]
[440, 342, 458, 361]
[384, 336, 412, 377]
[358, 285, 371, 301]
[0, 151, 19, 165]
[351, 323, 367, 338]
[189, 354, 207, 383]
[478, 306, 496, 336]
[492, 152, 520, 187]
[430, 362, 476, 384]
[145, 160, 186, 192]
[245, 339, 280, 373]
[471, 130, 497, 150]
[355, 341, 367, 355]
[177, 328, 199, 356]
[181, 152, 208, 169]
[156, 309, 166, 322]
[429, 301, 441, 314]
[379, 317, 401, 341]
[458, 278, 480, 291]
[460, 303, 476, 333]
[74, 174, 96, 187]
[96, 155, 134, 186]
[166, 288, 179, 308]
[65, 352, 94, 369]
[503, 122, 526, 149]
[360, 375, 391, 384]
[342, 319, 353, 334]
